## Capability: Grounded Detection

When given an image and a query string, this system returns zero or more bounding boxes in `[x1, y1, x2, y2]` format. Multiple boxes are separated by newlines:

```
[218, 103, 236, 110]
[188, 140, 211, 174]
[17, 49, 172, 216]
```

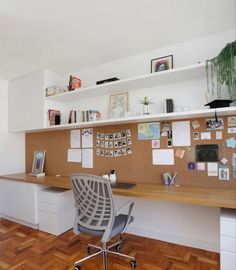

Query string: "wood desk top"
[1, 173, 236, 209]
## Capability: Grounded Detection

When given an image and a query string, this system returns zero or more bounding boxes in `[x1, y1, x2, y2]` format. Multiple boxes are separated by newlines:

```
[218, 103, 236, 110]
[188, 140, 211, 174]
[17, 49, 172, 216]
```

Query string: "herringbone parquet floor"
[0, 219, 219, 270]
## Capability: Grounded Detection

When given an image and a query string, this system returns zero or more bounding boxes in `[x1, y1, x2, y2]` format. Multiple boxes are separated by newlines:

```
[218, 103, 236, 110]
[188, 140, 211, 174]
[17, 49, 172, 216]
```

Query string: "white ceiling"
[0, 0, 235, 80]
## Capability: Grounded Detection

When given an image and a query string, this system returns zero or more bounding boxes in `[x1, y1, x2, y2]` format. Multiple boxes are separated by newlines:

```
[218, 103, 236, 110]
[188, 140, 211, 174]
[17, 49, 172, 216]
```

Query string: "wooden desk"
[1, 173, 236, 209]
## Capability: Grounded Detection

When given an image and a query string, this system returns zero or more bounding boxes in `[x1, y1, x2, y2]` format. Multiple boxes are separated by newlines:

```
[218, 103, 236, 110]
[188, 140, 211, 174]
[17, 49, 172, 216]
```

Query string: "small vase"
[143, 104, 150, 115]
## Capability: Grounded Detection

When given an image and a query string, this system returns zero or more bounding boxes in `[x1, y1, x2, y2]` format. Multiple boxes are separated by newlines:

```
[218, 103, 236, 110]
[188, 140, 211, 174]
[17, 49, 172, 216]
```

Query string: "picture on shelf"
[109, 92, 128, 119]
[151, 55, 173, 73]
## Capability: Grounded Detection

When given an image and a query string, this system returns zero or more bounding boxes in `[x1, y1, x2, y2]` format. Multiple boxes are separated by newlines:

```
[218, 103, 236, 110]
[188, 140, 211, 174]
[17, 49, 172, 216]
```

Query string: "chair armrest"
[115, 201, 134, 233]
[115, 200, 134, 216]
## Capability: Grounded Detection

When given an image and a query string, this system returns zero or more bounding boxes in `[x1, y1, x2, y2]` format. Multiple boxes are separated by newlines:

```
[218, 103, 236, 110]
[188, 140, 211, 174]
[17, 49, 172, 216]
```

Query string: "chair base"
[74, 237, 136, 270]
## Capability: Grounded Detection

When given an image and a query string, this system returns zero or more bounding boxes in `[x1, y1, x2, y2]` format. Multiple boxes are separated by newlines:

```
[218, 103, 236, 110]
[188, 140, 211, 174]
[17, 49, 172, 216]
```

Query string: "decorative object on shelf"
[109, 92, 128, 119]
[29, 150, 46, 177]
[164, 98, 174, 113]
[139, 96, 154, 115]
[45, 85, 62, 96]
[68, 75, 81, 91]
[96, 77, 119, 85]
[204, 99, 232, 108]
[205, 40, 236, 106]
[151, 55, 173, 73]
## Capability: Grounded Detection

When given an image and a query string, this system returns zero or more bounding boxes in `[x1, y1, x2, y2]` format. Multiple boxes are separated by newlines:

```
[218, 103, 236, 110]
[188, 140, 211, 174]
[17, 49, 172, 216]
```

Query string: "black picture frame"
[151, 55, 173, 73]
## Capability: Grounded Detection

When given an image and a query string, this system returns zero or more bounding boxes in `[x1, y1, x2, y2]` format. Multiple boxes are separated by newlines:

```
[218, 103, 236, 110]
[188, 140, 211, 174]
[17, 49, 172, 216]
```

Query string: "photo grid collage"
[96, 130, 132, 157]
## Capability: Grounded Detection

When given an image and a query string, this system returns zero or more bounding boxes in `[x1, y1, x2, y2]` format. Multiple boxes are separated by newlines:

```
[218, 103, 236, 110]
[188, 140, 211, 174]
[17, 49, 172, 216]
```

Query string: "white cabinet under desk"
[0, 179, 42, 228]
[220, 208, 236, 270]
[38, 187, 75, 235]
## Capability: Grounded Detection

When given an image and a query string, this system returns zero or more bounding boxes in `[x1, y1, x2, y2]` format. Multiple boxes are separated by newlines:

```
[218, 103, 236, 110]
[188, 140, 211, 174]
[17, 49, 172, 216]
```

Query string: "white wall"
[62, 30, 235, 252]
[70, 29, 235, 86]
[0, 79, 25, 174]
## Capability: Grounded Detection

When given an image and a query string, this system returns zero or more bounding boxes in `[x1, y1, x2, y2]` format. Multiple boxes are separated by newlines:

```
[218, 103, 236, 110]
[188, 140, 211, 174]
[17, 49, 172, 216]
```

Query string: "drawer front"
[221, 236, 236, 252]
[38, 202, 59, 213]
[221, 220, 236, 237]
[220, 251, 236, 270]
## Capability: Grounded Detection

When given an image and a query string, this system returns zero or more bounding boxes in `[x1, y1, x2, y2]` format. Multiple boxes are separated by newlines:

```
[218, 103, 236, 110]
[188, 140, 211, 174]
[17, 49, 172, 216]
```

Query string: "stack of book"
[68, 110, 101, 123]
[82, 110, 101, 122]
[48, 109, 61, 125]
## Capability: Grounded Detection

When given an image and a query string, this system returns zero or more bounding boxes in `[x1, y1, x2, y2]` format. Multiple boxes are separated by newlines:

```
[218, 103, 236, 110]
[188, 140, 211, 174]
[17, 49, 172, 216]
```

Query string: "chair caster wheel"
[131, 259, 137, 268]
[74, 265, 81, 270]
[87, 246, 91, 254]
[115, 244, 121, 251]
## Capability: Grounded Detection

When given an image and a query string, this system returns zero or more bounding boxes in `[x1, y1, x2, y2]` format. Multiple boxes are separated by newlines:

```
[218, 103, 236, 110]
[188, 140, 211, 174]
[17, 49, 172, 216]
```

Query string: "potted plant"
[205, 40, 236, 108]
[139, 96, 154, 115]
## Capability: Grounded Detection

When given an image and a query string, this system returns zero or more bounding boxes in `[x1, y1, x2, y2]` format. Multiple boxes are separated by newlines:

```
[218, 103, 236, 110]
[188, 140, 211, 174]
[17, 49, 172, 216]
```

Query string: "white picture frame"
[30, 150, 46, 176]
[109, 92, 128, 119]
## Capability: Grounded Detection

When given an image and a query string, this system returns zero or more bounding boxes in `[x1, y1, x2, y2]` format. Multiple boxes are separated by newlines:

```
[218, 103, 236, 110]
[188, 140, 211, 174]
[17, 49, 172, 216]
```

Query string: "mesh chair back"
[71, 174, 115, 231]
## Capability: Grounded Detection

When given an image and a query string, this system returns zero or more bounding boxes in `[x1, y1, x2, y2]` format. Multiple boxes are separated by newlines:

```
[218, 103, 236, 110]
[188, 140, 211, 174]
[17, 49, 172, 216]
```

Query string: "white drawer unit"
[220, 209, 236, 270]
[38, 187, 75, 235]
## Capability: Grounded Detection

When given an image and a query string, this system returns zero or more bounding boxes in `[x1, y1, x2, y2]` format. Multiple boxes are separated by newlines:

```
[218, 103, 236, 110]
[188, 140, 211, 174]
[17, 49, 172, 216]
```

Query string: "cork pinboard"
[25, 115, 236, 189]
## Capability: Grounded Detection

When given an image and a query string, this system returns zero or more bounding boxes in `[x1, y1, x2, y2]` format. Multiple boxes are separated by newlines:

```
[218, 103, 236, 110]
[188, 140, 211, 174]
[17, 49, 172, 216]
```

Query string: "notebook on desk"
[110, 182, 136, 189]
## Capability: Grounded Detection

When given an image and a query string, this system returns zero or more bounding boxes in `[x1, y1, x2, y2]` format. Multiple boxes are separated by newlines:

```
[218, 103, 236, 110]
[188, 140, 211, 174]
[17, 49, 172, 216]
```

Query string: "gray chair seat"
[77, 214, 134, 238]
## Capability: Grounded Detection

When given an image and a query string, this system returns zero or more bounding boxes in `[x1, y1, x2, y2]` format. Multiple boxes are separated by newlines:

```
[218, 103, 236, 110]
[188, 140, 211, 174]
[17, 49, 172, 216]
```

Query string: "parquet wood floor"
[0, 219, 219, 270]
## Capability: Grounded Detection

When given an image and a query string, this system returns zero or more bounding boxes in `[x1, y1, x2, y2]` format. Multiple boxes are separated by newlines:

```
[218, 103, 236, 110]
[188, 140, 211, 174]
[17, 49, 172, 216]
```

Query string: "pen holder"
[162, 172, 178, 186]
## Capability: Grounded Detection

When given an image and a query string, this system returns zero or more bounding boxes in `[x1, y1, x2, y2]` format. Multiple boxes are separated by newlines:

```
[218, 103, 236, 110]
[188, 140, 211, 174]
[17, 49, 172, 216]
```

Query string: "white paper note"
[152, 149, 174, 165]
[82, 149, 93, 168]
[67, 149, 81, 162]
[201, 132, 211, 140]
[197, 162, 205, 171]
[172, 121, 191, 146]
[207, 162, 218, 176]
[216, 131, 222, 140]
[82, 128, 93, 148]
[70, 129, 81, 148]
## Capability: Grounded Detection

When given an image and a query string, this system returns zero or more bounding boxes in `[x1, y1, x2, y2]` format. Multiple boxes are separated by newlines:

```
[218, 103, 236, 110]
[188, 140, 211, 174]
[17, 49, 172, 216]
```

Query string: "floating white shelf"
[45, 63, 206, 103]
[26, 106, 236, 133]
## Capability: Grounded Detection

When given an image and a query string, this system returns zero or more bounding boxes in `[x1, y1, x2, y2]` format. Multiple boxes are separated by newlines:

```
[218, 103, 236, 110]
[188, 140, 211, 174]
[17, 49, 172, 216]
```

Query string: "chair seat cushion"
[77, 214, 134, 238]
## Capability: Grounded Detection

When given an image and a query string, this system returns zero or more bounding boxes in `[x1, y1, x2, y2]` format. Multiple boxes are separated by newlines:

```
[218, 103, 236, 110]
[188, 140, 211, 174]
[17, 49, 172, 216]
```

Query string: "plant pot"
[204, 99, 232, 109]
[143, 104, 150, 115]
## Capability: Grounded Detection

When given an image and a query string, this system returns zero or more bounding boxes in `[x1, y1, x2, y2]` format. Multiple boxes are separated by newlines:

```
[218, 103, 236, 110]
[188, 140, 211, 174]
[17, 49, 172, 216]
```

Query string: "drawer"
[38, 209, 75, 236]
[221, 235, 236, 252]
[220, 251, 236, 270]
[38, 188, 73, 205]
[221, 220, 236, 237]
[38, 201, 75, 214]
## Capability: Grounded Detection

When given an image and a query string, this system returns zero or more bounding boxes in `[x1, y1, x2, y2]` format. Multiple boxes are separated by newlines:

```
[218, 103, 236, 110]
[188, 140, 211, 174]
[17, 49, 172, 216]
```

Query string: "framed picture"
[219, 166, 230, 180]
[206, 118, 224, 130]
[151, 55, 173, 73]
[109, 92, 128, 119]
[228, 116, 236, 126]
[30, 150, 46, 176]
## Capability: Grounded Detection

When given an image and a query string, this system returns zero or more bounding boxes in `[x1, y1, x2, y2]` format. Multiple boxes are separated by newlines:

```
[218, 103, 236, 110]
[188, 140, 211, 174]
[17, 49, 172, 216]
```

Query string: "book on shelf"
[48, 109, 61, 125]
[68, 110, 101, 124]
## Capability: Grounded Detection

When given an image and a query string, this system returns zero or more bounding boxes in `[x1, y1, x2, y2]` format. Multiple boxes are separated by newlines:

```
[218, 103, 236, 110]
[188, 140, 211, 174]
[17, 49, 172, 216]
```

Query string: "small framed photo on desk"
[29, 150, 46, 177]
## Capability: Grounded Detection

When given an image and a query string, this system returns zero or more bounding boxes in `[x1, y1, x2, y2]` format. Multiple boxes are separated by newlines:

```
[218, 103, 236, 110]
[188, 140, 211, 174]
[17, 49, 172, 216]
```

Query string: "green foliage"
[206, 40, 236, 101]
[139, 96, 154, 105]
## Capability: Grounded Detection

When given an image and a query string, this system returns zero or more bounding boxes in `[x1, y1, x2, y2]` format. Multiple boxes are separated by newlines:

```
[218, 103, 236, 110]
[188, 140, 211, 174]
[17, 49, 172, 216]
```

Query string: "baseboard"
[1, 215, 39, 230]
[127, 225, 220, 252]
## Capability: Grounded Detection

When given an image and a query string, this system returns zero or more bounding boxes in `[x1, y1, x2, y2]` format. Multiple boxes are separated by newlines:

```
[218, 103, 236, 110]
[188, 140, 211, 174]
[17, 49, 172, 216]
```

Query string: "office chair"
[71, 173, 136, 270]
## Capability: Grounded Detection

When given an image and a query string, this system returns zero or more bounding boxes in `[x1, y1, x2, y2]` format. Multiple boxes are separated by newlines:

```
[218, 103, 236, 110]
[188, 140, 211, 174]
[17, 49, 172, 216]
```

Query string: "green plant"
[139, 96, 154, 105]
[206, 40, 236, 102]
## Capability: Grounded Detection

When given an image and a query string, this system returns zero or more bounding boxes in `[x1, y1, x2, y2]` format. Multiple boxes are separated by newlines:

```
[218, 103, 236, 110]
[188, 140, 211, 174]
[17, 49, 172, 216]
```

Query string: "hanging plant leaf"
[206, 41, 236, 102]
